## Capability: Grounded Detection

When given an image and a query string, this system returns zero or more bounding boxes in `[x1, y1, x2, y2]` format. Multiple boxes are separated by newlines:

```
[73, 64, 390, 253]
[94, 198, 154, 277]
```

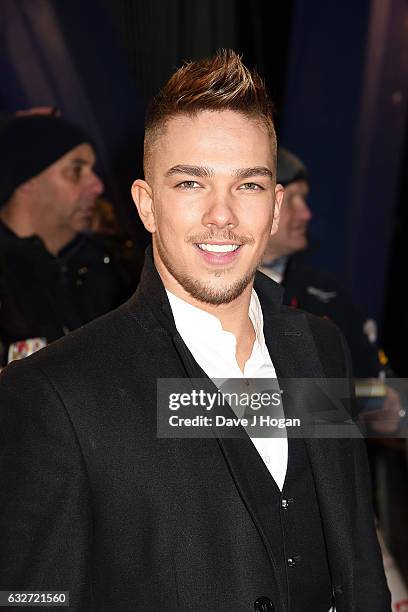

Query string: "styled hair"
[144, 49, 277, 180]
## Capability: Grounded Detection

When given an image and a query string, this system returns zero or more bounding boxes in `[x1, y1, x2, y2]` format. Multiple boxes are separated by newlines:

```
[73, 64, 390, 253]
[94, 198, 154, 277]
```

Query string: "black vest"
[257, 435, 334, 611]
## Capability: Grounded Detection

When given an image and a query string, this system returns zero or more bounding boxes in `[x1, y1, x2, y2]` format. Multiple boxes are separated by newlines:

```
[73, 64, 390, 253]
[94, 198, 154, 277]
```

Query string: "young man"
[0, 51, 390, 611]
[0, 115, 137, 366]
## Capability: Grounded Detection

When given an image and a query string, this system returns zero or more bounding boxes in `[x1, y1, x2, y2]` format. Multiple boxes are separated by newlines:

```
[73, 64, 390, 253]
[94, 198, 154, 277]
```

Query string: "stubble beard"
[155, 234, 261, 306]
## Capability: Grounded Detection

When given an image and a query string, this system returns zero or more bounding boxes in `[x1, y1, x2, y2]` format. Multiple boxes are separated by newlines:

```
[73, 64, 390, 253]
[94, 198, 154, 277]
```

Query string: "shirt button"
[254, 596, 274, 611]
[103, 255, 110, 264]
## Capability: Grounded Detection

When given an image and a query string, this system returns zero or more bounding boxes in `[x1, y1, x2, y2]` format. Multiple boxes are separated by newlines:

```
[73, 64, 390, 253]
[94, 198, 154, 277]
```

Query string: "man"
[260, 148, 403, 433]
[0, 51, 390, 611]
[0, 115, 137, 365]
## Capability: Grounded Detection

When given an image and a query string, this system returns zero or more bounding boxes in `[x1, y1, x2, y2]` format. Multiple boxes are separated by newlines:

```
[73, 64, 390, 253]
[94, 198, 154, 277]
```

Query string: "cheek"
[154, 192, 202, 236]
[244, 203, 273, 234]
[35, 180, 58, 209]
[63, 201, 81, 220]
[54, 186, 78, 210]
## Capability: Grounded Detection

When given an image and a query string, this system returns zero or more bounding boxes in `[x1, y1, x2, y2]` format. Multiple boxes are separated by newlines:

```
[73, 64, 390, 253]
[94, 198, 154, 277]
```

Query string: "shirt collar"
[165, 287, 265, 349]
[258, 256, 288, 284]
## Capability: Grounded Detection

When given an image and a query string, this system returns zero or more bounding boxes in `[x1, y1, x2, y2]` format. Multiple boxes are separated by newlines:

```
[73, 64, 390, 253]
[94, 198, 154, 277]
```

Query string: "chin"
[178, 263, 258, 305]
[291, 237, 307, 253]
[75, 219, 92, 233]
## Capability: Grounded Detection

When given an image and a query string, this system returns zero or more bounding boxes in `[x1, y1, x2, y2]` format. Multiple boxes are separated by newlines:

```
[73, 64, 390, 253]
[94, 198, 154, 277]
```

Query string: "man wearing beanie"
[0, 115, 137, 366]
[260, 147, 403, 433]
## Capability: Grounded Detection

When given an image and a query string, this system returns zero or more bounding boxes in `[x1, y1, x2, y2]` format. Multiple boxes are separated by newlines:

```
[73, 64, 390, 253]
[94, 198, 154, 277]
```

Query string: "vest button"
[254, 596, 274, 611]
[281, 497, 294, 509]
[287, 555, 301, 568]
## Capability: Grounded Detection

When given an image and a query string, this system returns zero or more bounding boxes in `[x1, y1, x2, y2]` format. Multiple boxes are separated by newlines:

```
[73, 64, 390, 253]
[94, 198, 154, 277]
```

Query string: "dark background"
[1, 0, 408, 373]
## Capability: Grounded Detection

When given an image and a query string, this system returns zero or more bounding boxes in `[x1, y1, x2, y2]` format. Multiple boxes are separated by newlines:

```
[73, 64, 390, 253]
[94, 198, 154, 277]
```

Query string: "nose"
[296, 197, 312, 221]
[201, 191, 239, 230]
[87, 171, 104, 197]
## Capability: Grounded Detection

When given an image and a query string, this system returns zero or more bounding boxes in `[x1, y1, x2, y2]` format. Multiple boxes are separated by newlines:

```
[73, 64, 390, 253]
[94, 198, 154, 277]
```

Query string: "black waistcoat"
[272, 436, 334, 611]
[207, 426, 335, 611]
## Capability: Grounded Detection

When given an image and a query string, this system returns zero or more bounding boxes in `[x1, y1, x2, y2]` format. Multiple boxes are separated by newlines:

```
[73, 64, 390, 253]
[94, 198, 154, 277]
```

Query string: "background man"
[0, 51, 390, 611]
[259, 148, 408, 605]
[0, 115, 138, 365]
[260, 147, 404, 434]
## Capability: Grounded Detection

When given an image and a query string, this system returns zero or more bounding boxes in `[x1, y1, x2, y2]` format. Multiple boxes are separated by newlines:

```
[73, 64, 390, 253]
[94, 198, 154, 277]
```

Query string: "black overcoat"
[0, 251, 391, 611]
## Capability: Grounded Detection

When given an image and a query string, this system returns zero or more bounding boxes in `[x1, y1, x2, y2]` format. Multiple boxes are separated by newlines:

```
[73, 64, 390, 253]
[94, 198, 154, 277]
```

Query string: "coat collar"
[129, 246, 301, 346]
[129, 247, 326, 380]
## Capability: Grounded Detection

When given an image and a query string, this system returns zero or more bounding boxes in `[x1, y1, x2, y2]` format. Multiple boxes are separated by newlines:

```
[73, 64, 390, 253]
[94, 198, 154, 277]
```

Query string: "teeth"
[198, 244, 240, 253]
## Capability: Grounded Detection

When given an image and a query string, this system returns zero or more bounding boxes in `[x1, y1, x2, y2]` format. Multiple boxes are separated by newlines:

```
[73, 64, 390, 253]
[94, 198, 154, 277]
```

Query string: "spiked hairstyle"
[143, 49, 277, 180]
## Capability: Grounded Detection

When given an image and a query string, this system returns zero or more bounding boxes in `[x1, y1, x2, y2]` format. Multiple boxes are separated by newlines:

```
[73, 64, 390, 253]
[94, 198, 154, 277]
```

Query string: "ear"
[131, 179, 156, 233]
[271, 184, 284, 236]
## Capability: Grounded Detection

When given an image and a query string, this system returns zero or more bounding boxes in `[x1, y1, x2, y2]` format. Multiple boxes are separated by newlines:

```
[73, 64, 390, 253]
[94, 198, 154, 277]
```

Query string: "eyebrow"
[165, 165, 214, 178]
[234, 166, 273, 179]
[70, 158, 92, 166]
[165, 164, 273, 179]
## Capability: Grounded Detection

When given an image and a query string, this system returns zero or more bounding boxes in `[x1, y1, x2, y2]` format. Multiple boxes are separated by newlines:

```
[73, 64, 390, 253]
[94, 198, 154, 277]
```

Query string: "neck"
[39, 230, 76, 256]
[182, 287, 257, 374]
[0, 201, 75, 255]
[201, 286, 254, 342]
[210, 290, 256, 372]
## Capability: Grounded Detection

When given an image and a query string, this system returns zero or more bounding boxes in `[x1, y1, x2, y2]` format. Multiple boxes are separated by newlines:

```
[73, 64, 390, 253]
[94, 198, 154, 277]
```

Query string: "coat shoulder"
[279, 304, 352, 379]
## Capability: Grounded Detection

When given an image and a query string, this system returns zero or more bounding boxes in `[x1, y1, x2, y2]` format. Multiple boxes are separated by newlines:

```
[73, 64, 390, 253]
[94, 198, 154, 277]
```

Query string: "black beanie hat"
[277, 147, 309, 187]
[0, 115, 91, 206]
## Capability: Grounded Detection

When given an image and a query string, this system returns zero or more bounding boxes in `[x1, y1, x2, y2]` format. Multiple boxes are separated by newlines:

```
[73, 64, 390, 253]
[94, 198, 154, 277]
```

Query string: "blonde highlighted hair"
[144, 49, 277, 179]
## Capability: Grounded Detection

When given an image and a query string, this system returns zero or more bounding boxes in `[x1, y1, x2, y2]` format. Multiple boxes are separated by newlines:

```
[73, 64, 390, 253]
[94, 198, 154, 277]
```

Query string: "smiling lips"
[195, 242, 242, 265]
[197, 243, 240, 253]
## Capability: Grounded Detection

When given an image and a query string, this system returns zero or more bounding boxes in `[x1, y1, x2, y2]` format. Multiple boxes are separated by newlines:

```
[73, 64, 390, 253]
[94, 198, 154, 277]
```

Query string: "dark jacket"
[281, 257, 383, 378]
[0, 251, 391, 611]
[0, 222, 140, 365]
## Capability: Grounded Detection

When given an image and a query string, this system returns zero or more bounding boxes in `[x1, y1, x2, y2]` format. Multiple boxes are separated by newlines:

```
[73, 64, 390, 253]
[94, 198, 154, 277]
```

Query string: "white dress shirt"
[166, 288, 288, 490]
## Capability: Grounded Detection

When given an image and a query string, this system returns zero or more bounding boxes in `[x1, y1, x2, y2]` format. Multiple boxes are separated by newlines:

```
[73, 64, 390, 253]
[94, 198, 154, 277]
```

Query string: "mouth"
[194, 242, 243, 265]
[79, 204, 96, 217]
[289, 225, 307, 236]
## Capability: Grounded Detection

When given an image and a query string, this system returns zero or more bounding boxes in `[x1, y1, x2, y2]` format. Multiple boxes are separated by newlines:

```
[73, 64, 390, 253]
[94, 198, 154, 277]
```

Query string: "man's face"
[133, 110, 283, 305]
[33, 143, 104, 235]
[265, 179, 311, 259]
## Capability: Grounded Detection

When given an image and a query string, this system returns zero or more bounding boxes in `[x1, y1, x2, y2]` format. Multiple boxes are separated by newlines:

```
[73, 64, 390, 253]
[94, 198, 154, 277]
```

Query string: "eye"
[239, 182, 264, 191]
[71, 165, 82, 180]
[176, 180, 201, 189]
